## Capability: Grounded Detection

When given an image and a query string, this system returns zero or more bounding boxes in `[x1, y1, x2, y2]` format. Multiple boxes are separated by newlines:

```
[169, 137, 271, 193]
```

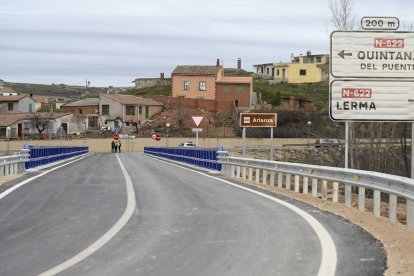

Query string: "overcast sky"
[0, 0, 413, 87]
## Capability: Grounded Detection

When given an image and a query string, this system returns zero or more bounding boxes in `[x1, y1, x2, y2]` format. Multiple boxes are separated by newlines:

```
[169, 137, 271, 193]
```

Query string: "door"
[18, 124, 22, 137]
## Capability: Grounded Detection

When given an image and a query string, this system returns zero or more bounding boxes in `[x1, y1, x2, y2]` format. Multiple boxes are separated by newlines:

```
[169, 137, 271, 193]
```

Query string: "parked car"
[179, 142, 199, 147]
[315, 138, 338, 148]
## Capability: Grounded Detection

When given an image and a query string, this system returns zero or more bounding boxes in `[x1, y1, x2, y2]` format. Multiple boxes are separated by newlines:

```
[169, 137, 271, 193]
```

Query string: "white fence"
[217, 151, 414, 229]
[0, 150, 30, 178]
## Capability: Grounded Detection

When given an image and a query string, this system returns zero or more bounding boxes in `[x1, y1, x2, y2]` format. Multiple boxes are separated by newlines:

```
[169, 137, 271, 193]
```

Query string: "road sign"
[192, 128, 203, 133]
[155, 134, 161, 141]
[361, 17, 399, 30]
[113, 133, 119, 140]
[240, 113, 277, 127]
[330, 31, 414, 78]
[330, 80, 414, 121]
[191, 116, 204, 127]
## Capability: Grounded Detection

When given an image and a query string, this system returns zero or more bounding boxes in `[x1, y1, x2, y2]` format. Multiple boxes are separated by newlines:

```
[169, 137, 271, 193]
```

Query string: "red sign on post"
[155, 134, 161, 141]
[114, 133, 119, 140]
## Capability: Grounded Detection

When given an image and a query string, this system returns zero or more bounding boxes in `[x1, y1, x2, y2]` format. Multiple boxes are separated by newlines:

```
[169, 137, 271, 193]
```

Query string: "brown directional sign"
[240, 113, 277, 127]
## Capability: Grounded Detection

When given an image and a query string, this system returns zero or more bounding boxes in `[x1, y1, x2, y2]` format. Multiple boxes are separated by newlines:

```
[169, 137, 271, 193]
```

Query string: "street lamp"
[166, 122, 170, 146]
[307, 121, 312, 141]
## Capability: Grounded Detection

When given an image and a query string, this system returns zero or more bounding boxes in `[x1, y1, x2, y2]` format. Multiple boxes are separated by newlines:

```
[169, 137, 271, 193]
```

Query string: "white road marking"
[143, 154, 337, 276]
[0, 154, 92, 200]
[38, 154, 136, 276]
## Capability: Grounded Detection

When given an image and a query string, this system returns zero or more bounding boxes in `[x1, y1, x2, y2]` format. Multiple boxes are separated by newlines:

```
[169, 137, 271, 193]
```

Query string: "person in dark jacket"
[111, 140, 116, 153]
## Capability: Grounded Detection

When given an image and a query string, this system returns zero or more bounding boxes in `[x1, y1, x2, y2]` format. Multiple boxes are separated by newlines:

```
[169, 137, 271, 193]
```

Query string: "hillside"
[255, 80, 329, 112]
[3, 82, 114, 97]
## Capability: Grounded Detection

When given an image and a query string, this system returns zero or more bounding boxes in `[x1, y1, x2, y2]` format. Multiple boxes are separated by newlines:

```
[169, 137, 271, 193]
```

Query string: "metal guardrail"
[24, 145, 89, 169]
[0, 149, 30, 178]
[144, 147, 223, 171]
[217, 151, 414, 230]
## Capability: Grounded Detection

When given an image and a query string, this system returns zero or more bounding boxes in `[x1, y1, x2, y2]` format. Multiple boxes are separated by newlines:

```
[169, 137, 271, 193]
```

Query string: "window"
[126, 105, 135, 115]
[199, 81, 206, 91]
[79, 108, 83, 114]
[183, 81, 189, 90]
[8, 103, 13, 111]
[139, 106, 142, 115]
[237, 86, 244, 93]
[277, 69, 280, 76]
[316, 56, 322, 63]
[266, 68, 269, 74]
[102, 105, 109, 115]
[29, 103, 33, 112]
[300, 69, 307, 76]
[224, 85, 231, 92]
[145, 106, 149, 119]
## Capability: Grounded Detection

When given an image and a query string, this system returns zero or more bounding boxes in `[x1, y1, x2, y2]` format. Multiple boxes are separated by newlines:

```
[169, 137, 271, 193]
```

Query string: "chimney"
[216, 59, 220, 66]
[237, 58, 242, 73]
[160, 73, 164, 80]
[30, 93, 33, 97]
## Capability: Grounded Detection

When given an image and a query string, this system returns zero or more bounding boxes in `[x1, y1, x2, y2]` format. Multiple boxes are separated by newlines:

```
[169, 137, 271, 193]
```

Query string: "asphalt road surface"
[0, 153, 386, 276]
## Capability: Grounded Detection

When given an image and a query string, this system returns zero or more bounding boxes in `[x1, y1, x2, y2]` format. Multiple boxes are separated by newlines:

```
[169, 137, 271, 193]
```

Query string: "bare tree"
[30, 113, 53, 135]
[329, 0, 356, 30]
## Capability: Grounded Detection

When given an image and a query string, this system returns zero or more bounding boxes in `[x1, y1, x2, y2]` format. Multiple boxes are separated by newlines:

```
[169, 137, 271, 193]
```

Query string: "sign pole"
[270, 127, 274, 160]
[242, 127, 246, 155]
[196, 131, 199, 146]
[412, 122, 414, 178]
[345, 122, 349, 169]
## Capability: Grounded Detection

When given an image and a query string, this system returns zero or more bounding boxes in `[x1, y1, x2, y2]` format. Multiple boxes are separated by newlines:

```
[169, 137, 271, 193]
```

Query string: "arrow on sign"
[338, 50, 353, 59]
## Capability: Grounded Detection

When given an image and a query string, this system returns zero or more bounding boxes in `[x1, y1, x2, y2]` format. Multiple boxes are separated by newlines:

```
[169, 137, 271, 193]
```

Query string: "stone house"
[99, 94, 163, 132]
[61, 98, 100, 129]
[0, 94, 40, 113]
[0, 112, 88, 138]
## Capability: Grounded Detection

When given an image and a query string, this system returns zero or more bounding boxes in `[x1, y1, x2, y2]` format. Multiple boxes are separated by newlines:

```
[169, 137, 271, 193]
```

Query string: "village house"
[0, 93, 40, 113]
[171, 59, 253, 110]
[0, 112, 88, 139]
[132, 73, 170, 89]
[254, 51, 329, 84]
[99, 94, 163, 133]
[252, 63, 275, 79]
[61, 98, 100, 129]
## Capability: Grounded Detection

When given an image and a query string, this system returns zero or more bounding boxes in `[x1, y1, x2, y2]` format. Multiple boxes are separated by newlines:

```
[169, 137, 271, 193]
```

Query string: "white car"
[179, 142, 199, 147]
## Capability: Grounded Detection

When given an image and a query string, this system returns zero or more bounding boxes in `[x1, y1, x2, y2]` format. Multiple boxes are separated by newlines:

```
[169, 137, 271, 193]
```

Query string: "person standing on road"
[117, 140, 122, 153]
[111, 140, 116, 153]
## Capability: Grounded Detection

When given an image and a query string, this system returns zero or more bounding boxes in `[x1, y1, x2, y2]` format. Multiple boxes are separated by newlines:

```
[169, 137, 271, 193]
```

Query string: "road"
[0, 153, 386, 275]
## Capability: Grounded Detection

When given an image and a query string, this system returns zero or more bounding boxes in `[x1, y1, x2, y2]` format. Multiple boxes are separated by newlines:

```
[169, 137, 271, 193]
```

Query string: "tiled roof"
[29, 95, 48, 103]
[0, 94, 28, 102]
[216, 77, 253, 84]
[102, 94, 163, 106]
[63, 98, 99, 107]
[172, 65, 221, 76]
[0, 113, 31, 126]
[0, 112, 74, 127]
[0, 87, 16, 93]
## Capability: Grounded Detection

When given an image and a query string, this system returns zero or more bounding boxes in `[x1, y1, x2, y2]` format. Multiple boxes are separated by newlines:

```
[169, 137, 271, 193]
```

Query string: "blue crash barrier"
[144, 146, 223, 171]
[24, 144, 89, 169]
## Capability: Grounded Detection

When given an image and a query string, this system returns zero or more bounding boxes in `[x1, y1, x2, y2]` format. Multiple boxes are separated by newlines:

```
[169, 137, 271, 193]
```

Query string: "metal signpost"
[191, 116, 204, 146]
[329, 17, 414, 176]
[240, 113, 277, 159]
